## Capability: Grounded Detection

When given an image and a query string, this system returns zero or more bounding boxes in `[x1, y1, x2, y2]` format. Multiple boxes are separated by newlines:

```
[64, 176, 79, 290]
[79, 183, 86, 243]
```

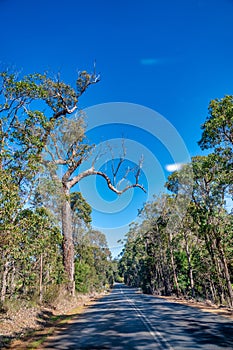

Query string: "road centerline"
[120, 286, 174, 350]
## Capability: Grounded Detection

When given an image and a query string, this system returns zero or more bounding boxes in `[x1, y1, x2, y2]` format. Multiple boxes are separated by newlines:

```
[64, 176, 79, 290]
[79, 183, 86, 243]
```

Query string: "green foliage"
[0, 207, 64, 302]
[199, 95, 233, 153]
[70, 192, 92, 225]
[42, 284, 61, 305]
[74, 229, 113, 293]
[75, 261, 93, 293]
[1, 68, 232, 307]
[0, 68, 108, 305]
[0, 170, 21, 231]
[120, 96, 233, 305]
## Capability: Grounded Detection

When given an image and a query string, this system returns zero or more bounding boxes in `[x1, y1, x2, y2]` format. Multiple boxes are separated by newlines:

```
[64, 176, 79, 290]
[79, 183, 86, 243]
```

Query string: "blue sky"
[1, 0, 233, 256]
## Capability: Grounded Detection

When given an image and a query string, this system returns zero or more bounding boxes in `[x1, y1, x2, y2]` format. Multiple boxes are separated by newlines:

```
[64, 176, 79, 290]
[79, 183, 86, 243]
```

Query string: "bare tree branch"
[135, 155, 144, 184]
[67, 166, 146, 193]
[116, 166, 131, 189]
[107, 139, 127, 186]
[44, 147, 68, 165]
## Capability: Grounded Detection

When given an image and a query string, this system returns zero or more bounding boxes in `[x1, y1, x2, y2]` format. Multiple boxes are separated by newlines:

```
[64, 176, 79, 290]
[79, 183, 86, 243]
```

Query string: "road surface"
[42, 283, 233, 349]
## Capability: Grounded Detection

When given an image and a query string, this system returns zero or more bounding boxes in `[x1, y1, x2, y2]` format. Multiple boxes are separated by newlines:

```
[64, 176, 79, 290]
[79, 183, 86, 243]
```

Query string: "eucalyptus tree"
[14, 207, 63, 302]
[70, 191, 92, 227]
[198, 95, 233, 305]
[199, 95, 233, 153]
[74, 229, 112, 293]
[0, 69, 100, 295]
[167, 155, 233, 305]
[0, 70, 100, 207]
[199, 95, 233, 195]
[120, 196, 182, 296]
[0, 170, 22, 302]
[41, 111, 145, 294]
[0, 70, 146, 294]
[119, 95, 233, 305]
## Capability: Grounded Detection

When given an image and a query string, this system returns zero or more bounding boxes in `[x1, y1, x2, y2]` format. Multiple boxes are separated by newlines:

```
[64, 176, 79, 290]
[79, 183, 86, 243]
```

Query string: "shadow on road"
[41, 284, 233, 349]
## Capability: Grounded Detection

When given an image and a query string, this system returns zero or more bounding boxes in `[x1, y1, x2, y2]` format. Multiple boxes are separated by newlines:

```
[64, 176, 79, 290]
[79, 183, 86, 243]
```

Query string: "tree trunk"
[39, 253, 43, 303]
[1, 261, 10, 302]
[10, 262, 16, 298]
[184, 232, 195, 298]
[159, 255, 171, 296]
[209, 279, 217, 302]
[169, 231, 180, 297]
[62, 185, 75, 296]
[204, 231, 225, 304]
[216, 237, 233, 307]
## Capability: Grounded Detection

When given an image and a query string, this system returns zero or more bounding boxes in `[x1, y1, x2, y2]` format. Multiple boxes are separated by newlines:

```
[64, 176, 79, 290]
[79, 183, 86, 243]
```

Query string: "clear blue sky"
[1, 0, 233, 256]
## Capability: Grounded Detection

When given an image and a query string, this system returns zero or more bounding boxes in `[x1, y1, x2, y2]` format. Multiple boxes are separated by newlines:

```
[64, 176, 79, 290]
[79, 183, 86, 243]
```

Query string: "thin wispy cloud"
[165, 163, 184, 172]
[140, 58, 161, 66]
[140, 57, 180, 66]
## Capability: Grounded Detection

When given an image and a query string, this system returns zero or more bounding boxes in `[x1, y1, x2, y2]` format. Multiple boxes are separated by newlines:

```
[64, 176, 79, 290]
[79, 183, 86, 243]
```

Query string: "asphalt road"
[42, 283, 233, 349]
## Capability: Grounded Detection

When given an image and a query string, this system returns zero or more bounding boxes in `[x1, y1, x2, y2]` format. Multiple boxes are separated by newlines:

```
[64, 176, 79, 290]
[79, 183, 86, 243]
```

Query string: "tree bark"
[10, 262, 16, 298]
[1, 261, 10, 302]
[169, 231, 180, 297]
[62, 185, 75, 296]
[216, 237, 233, 307]
[184, 232, 195, 298]
[204, 230, 225, 304]
[209, 279, 217, 302]
[39, 253, 43, 303]
[59, 159, 145, 296]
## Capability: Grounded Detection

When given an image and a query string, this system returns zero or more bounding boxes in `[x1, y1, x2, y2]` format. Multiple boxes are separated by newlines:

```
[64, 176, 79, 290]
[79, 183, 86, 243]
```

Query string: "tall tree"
[0, 70, 145, 295]
[198, 95, 233, 305]
[41, 109, 145, 294]
[199, 95, 233, 154]
[166, 155, 233, 305]
[198, 95, 233, 192]
[74, 229, 112, 293]
[0, 170, 21, 302]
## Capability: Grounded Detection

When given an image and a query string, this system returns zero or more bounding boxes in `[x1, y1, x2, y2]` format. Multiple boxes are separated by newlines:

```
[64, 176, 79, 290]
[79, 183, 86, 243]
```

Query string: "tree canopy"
[1, 68, 232, 308]
[119, 95, 233, 307]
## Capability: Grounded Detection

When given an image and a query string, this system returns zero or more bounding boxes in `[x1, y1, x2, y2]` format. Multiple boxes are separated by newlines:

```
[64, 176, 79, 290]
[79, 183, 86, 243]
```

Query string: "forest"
[0, 68, 232, 311]
[119, 95, 233, 307]
[0, 69, 119, 306]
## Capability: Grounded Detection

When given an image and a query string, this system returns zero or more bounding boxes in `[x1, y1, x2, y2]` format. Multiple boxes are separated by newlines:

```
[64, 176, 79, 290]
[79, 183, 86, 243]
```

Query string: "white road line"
[120, 287, 174, 350]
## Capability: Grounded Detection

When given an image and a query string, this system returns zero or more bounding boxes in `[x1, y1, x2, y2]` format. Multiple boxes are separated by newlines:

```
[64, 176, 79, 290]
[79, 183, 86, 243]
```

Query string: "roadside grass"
[3, 299, 100, 349]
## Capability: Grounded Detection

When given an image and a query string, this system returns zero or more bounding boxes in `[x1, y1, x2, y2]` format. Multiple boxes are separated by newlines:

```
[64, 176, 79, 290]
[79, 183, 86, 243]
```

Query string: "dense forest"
[119, 96, 233, 307]
[0, 70, 120, 305]
[0, 68, 232, 311]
